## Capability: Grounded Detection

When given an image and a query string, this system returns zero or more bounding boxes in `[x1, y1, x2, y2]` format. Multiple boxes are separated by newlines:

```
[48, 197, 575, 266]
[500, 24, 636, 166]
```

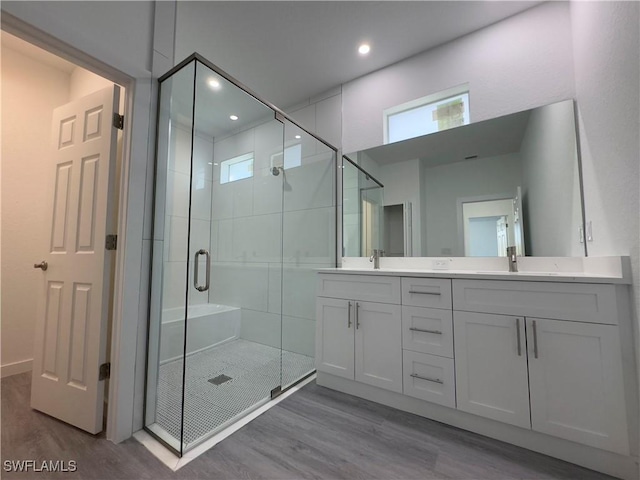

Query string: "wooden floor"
[2, 372, 617, 480]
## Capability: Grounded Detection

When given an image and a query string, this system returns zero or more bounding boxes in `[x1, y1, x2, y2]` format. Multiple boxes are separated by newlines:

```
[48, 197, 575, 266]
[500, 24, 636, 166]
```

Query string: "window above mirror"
[383, 84, 470, 144]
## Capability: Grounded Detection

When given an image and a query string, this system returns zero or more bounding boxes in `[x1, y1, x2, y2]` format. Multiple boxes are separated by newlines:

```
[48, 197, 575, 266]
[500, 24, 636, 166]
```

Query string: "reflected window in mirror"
[384, 84, 470, 144]
[346, 99, 586, 259]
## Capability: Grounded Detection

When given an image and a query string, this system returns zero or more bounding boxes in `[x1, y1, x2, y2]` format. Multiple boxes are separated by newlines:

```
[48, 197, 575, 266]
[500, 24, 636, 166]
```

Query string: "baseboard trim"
[317, 372, 639, 480]
[1, 359, 33, 378]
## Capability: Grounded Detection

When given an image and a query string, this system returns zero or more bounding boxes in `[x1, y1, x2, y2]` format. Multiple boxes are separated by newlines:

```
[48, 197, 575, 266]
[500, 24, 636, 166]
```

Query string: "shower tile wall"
[210, 119, 335, 358]
[163, 124, 214, 310]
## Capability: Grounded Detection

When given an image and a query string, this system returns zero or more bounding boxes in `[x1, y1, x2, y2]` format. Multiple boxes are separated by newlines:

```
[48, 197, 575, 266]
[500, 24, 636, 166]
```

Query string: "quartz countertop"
[319, 256, 632, 284]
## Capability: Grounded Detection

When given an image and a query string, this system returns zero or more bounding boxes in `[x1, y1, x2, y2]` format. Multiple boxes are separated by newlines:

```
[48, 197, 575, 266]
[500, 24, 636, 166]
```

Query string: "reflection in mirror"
[343, 99, 585, 258]
[342, 156, 384, 257]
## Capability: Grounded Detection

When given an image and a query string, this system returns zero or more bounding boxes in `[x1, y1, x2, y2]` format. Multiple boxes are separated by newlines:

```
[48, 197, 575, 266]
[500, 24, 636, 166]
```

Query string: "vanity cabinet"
[317, 269, 634, 478]
[453, 281, 630, 455]
[526, 317, 628, 454]
[454, 311, 530, 428]
[316, 276, 403, 393]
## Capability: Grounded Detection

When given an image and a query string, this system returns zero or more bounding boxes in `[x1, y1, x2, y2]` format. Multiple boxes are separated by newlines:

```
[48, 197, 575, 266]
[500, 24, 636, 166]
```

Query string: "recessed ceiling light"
[208, 162, 213, 165]
[295, 135, 301, 139]
[358, 43, 371, 55]
[207, 78, 221, 89]
[229, 115, 239, 121]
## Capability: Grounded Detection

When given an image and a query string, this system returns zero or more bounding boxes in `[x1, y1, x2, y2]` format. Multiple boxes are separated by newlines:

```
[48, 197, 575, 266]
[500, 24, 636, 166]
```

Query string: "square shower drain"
[208, 374, 232, 386]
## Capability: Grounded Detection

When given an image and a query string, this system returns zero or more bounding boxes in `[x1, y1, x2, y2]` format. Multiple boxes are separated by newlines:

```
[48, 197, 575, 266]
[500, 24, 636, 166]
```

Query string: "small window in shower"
[220, 152, 254, 184]
[384, 85, 470, 144]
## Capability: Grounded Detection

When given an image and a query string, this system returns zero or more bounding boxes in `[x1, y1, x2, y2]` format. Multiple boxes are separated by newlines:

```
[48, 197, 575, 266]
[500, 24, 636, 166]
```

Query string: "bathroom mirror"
[343, 99, 586, 258]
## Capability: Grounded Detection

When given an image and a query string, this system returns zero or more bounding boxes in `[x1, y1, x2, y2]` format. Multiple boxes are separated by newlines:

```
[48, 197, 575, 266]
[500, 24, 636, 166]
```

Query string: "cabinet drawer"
[453, 280, 618, 324]
[403, 351, 455, 408]
[401, 277, 452, 309]
[317, 274, 401, 304]
[402, 306, 453, 358]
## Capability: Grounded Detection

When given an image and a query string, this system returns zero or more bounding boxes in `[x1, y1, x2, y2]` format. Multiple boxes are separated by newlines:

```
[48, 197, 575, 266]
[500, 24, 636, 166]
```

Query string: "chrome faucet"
[369, 249, 384, 269]
[507, 246, 518, 272]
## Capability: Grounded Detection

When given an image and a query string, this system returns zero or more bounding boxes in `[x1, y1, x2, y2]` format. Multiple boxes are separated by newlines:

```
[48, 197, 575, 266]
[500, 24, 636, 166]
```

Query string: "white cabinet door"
[316, 297, 354, 380]
[454, 311, 530, 428]
[355, 301, 402, 393]
[527, 318, 629, 455]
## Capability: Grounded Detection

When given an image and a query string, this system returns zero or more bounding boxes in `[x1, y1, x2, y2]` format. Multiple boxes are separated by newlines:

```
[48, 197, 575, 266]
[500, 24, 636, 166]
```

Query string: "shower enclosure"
[144, 54, 337, 455]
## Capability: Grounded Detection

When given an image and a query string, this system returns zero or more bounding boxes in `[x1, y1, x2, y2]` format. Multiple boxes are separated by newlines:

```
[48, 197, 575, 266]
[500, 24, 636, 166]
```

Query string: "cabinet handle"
[410, 373, 443, 384]
[408, 290, 440, 296]
[532, 320, 539, 359]
[409, 327, 442, 335]
[347, 301, 352, 328]
[516, 318, 522, 356]
[355, 302, 360, 329]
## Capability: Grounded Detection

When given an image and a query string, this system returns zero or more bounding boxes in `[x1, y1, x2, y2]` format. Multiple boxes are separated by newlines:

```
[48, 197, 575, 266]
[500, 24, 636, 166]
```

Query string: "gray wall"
[422, 153, 522, 257]
[341, 2, 576, 153]
[570, 0, 640, 460]
[520, 101, 583, 256]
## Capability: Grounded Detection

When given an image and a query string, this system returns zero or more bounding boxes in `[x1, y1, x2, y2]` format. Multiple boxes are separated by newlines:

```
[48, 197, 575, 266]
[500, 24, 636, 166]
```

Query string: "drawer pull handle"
[409, 327, 442, 335]
[516, 318, 522, 356]
[355, 302, 360, 329]
[347, 301, 352, 328]
[408, 290, 441, 296]
[532, 320, 539, 359]
[410, 373, 443, 384]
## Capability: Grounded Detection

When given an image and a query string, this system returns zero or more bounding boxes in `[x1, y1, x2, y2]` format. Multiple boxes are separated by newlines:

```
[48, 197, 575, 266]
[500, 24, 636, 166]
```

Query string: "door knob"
[34, 261, 48, 271]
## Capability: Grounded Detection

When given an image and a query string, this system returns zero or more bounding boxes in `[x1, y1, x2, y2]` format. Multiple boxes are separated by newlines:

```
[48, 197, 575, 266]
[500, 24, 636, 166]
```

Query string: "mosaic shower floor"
[152, 339, 315, 448]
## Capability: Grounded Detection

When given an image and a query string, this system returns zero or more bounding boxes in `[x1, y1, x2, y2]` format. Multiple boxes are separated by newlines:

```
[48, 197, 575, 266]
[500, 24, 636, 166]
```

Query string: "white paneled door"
[31, 86, 120, 434]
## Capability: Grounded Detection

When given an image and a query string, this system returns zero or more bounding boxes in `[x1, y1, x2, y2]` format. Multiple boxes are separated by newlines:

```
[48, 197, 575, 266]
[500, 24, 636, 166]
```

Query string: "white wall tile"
[213, 129, 255, 164]
[162, 261, 187, 310]
[169, 170, 190, 218]
[232, 214, 282, 262]
[283, 207, 336, 264]
[239, 309, 281, 349]
[169, 124, 192, 176]
[215, 219, 233, 261]
[232, 178, 254, 218]
[254, 120, 284, 171]
[167, 215, 189, 262]
[283, 157, 334, 212]
[282, 316, 315, 357]
[191, 177, 212, 221]
[211, 182, 234, 220]
[268, 263, 282, 314]
[210, 262, 269, 311]
[281, 266, 320, 320]
[253, 167, 283, 216]
[189, 218, 211, 255]
[193, 133, 214, 181]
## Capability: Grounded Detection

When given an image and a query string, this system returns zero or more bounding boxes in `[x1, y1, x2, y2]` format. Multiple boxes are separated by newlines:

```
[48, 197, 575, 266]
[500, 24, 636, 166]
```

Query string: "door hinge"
[105, 234, 117, 251]
[113, 113, 124, 130]
[99, 362, 111, 381]
[270, 385, 282, 399]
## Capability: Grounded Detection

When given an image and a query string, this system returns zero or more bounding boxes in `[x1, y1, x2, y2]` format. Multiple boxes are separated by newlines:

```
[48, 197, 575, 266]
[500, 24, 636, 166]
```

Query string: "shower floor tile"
[153, 339, 314, 448]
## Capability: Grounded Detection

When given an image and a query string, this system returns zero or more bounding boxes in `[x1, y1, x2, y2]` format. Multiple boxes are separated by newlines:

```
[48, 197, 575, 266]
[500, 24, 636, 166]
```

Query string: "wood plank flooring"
[2, 372, 617, 479]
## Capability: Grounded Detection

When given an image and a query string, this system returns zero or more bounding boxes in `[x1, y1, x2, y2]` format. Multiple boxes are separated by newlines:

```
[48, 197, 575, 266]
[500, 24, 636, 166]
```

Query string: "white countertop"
[318, 256, 632, 284]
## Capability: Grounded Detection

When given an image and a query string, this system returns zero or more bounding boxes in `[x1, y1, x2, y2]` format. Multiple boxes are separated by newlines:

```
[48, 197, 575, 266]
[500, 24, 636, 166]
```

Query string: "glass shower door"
[180, 61, 285, 449]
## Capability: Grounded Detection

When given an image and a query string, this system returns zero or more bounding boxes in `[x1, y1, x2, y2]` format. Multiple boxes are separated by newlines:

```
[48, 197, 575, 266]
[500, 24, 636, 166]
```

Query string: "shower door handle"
[194, 249, 211, 292]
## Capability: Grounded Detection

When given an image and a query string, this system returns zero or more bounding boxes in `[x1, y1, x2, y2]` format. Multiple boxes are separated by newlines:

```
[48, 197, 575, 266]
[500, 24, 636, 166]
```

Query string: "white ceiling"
[175, 1, 544, 109]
